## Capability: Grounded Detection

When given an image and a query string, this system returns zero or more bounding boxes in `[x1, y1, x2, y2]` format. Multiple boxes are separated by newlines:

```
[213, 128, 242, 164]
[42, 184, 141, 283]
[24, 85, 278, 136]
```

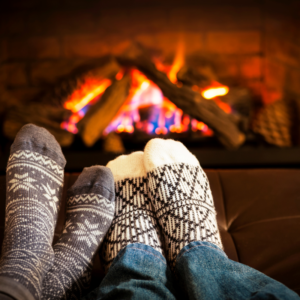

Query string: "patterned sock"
[101, 152, 164, 271]
[144, 139, 223, 271]
[41, 166, 115, 300]
[0, 124, 66, 300]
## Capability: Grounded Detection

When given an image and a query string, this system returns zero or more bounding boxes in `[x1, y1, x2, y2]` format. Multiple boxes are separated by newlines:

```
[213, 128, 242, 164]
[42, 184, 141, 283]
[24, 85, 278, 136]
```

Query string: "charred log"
[78, 74, 131, 147]
[117, 44, 245, 149]
[3, 103, 73, 147]
[40, 57, 121, 108]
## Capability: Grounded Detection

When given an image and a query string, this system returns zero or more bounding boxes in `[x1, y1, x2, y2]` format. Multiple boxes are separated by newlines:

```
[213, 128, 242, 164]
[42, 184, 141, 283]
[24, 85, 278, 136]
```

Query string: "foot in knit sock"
[144, 139, 223, 271]
[101, 152, 164, 271]
[0, 124, 66, 300]
[41, 166, 115, 300]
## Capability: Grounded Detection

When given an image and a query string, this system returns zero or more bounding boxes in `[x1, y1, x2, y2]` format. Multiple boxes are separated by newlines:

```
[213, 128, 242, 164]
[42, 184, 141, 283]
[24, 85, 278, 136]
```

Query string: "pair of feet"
[102, 138, 223, 271]
[0, 124, 223, 300]
[0, 125, 115, 300]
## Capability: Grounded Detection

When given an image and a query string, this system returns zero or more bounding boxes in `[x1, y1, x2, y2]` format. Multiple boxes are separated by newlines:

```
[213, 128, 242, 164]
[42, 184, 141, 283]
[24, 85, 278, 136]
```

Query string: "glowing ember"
[202, 81, 229, 99]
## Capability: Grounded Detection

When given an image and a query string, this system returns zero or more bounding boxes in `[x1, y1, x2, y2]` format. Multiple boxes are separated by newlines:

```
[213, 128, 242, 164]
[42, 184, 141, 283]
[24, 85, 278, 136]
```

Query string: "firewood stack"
[4, 43, 293, 151]
[3, 57, 121, 147]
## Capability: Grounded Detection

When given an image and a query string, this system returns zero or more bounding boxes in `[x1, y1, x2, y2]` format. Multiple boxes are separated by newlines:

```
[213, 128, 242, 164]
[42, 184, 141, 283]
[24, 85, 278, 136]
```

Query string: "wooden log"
[40, 57, 121, 108]
[3, 103, 74, 147]
[220, 87, 252, 117]
[117, 44, 245, 149]
[177, 65, 213, 88]
[78, 74, 131, 147]
[103, 132, 125, 153]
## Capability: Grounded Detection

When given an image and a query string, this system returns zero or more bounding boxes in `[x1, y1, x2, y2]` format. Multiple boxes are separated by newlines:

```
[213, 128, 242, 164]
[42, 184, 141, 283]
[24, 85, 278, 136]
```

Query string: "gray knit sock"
[0, 124, 66, 300]
[41, 166, 115, 300]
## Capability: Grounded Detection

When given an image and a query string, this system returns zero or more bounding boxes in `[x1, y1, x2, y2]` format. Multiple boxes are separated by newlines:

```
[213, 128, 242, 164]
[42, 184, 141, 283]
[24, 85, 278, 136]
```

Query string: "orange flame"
[64, 79, 112, 113]
[62, 40, 231, 138]
[104, 69, 195, 136]
[201, 81, 229, 99]
[168, 39, 185, 84]
[61, 78, 112, 133]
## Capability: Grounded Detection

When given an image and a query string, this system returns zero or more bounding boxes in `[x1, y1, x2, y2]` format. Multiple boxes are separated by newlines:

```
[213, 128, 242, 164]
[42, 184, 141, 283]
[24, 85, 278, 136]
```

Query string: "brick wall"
[0, 0, 299, 110]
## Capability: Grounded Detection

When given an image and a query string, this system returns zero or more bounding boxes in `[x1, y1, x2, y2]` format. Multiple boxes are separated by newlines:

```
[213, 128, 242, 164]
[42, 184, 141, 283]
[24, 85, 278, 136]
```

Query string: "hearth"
[1, 0, 300, 170]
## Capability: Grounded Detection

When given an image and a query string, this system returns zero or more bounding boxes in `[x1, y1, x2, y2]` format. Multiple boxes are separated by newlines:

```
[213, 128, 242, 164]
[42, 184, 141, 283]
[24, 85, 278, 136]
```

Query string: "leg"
[0, 124, 66, 300]
[144, 138, 299, 299]
[176, 241, 300, 300]
[41, 166, 115, 299]
[96, 152, 178, 300]
[86, 243, 177, 300]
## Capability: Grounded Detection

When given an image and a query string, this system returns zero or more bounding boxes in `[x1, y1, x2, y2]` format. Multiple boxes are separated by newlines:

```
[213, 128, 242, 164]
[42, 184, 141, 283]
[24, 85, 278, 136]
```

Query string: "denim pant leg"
[175, 241, 300, 300]
[85, 243, 178, 300]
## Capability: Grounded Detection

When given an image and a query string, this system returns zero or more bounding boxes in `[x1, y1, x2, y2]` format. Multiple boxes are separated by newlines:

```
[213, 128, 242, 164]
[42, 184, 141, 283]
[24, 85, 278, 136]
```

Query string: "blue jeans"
[85, 242, 299, 300]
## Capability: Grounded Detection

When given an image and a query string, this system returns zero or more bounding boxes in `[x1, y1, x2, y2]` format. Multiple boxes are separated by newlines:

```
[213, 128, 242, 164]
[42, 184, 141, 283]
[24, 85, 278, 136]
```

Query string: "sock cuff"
[144, 138, 199, 172]
[107, 151, 146, 182]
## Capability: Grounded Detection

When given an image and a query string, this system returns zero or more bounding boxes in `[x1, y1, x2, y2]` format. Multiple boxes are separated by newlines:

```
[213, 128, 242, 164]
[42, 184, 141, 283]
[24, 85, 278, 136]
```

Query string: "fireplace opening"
[1, 0, 300, 170]
[61, 43, 228, 141]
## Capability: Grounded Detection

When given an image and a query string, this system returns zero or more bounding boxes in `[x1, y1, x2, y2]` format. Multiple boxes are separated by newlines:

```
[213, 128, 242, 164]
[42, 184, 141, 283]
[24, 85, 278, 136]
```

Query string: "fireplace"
[1, 0, 300, 171]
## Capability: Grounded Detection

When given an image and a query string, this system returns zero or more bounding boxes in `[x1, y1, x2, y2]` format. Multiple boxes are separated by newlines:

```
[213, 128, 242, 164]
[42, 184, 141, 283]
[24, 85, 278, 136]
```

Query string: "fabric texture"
[84, 243, 178, 300]
[84, 242, 299, 300]
[0, 124, 66, 300]
[175, 241, 300, 300]
[101, 152, 164, 271]
[144, 138, 223, 270]
[0, 293, 15, 300]
[41, 166, 115, 300]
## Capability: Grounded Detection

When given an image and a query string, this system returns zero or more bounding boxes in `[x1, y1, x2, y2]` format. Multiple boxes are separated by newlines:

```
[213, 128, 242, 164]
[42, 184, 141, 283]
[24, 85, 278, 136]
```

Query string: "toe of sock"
[67, 166, 115, 202]
[106, 151, 146, 182]
[144, 138, 199, 171]
[11, 124, 66, 167]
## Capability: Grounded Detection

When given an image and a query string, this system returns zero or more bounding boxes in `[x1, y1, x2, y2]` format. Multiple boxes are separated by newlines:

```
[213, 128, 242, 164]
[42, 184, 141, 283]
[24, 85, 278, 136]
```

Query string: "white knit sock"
[144, 139, 223, 270]
[100, 152, 164, 271]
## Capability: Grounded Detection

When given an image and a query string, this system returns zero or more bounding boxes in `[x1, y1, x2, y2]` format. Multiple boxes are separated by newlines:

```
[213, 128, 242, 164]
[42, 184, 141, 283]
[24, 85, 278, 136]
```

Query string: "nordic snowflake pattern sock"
[41, 166, 115, 300]
[0, 124, 66, 300]
[101, 152, 164, 271]
[144, 139, 223, 270]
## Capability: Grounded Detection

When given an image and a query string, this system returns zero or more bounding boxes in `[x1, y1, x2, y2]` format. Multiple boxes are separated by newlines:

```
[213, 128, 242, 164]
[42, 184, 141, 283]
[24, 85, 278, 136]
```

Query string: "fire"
[104, 69, 193, 136]
[61, 43, 231, 137]
[201, 81, 229, 99]
[61, 78, 112, 133]
[154, 39, 185, 85]
[64, 79, 112, 113]
[168, 40, 185, 84]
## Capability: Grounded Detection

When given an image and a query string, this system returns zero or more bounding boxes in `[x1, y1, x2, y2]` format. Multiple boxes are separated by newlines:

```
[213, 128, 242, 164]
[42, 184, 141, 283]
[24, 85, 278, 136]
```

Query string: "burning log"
[3, 103, 74, 146]
[177, 65, 214, 88]
[40, 57, 121, 108]
[220, 88, 252, 118]
[117, 44, 245, 149]
[77, 74, 131, 147]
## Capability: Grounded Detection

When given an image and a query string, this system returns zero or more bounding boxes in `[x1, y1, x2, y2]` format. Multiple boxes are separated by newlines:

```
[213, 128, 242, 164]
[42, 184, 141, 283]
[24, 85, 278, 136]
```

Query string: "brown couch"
[1, 169, 300, 295]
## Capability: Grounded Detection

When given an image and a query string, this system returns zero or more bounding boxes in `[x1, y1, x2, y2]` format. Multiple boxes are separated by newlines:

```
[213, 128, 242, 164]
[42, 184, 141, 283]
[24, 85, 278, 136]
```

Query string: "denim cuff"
[176, 241, 227, 265]
[112, 243, 167, 268]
